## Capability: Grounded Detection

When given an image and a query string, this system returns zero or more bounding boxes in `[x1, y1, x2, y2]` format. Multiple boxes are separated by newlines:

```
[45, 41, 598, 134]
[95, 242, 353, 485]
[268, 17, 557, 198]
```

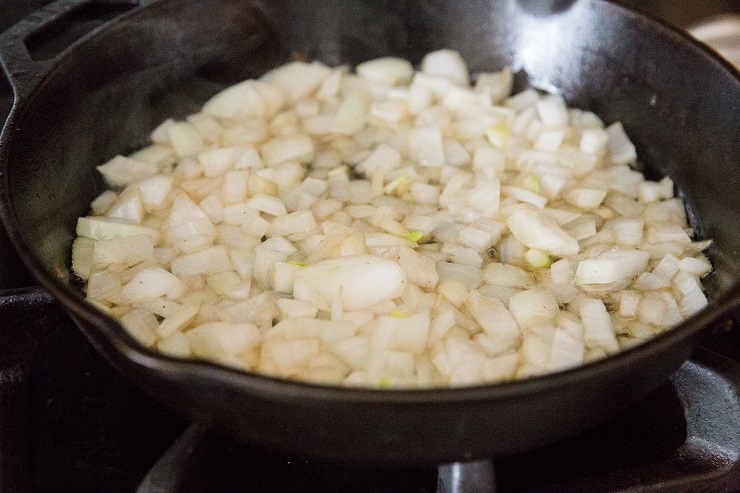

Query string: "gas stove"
[2, 2, 740, 492]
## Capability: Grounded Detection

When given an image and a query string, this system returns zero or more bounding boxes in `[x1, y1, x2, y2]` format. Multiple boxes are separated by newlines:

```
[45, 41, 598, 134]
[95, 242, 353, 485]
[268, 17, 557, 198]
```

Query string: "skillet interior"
[2, 0, 740, 464]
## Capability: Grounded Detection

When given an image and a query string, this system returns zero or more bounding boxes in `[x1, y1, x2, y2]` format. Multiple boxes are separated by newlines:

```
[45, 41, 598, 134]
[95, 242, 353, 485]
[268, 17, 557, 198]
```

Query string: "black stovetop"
[3, 1, 740, 492]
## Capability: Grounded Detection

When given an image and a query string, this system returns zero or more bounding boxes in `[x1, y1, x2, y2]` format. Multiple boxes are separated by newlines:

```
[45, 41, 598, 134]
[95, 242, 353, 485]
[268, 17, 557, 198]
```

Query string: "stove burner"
[137, 430, 499, 493]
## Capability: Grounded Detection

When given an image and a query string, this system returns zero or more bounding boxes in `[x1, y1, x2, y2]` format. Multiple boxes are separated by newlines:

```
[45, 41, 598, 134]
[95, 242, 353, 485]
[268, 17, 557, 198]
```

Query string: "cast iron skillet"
[2, 0, 740, 466]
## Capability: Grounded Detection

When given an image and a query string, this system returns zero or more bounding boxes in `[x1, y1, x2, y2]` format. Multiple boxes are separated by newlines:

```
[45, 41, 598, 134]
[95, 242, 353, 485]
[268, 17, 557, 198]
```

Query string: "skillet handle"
[0, 0, 141, 101]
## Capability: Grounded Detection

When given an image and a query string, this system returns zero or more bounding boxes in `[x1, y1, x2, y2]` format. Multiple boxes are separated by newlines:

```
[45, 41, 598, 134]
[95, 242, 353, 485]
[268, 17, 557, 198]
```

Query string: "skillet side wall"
[2, 0, 740, 464]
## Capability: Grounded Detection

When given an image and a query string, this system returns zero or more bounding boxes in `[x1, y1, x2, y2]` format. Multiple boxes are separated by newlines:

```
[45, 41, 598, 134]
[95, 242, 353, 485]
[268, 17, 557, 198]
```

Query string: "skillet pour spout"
[1, 0, 740, 465]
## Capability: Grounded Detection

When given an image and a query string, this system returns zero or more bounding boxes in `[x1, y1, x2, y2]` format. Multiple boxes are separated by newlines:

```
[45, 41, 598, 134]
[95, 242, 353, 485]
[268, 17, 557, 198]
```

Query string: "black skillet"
[1, 0, 740, 466]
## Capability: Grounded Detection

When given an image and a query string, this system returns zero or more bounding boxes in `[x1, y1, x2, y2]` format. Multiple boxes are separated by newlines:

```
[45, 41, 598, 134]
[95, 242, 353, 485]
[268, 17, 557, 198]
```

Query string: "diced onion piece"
[156, 302, 200, 338]
[472, 145, 505, 175]
[575, 249, 649, 285]
[638, 294, 668, 325]
[91, 190, 118, 215]
[203, 80, 286, 120]
[293, 255, 406, 311]
[606, 122, 637, 165]
[679, 256, 712, 277]
[171, 246, 231, 277]
[359, 144, 401, 175]
[564, 188, 607, 210]
[197, 147, 238, 177]
[579, 297, 619, 354]
[496, 234, 527, 264]
[261, 61, 332, 101]
[388, 310, 431, 354]
[550, 258, 573, 285]
[129, 145, 176, 170]
[475, 68, 513, 104]
[399, 246, 438, 290]
[507, 208, 579, 257]
[97, 155, 158, 187]
[482, 263, 534, 289]
[86, 270, 121, 301]
[412, 72, 454, 101]
[441, 87, 481, 113]
[356, 57, 414, 86]
[276, 298, 319, 320]
[618, 290, 641, 318]
[72, 237, 94, 280]
[468, 180, 501, 216]
[261, 135, 315, 167]
[207, 271, 250, 299]
[607, 217, 644, 246]
[246, 193, 287, 216]
[536, 95, 568, 127]
[534, 130, 565, 152]
[522, 173, 540, 193]
[186, 322, 261, 359]
[167, 218, 217, 253]
[168, 121, 205, 158]
[647, 224, 692, 244]
[420, 49, 470, 86]
[106, 189, 145, 224]
[269, 210, 317, 237]
[465, 291, 520, 340]
[137, 175, 175, 210]
[525, 249, 552, 268]
[260, 337, 322, 374]
[273, 262, 302, 294]
[548, 329, 584, 371]
[92, 234, 154, 268]
[580, 128, 609, 155]
[501, 186, 547, 208]
[652, 253, 680, 281]
[437, 262, 482, 290]
[410, 126, 445, 167]
[520, 333, 552, 369]
[120, 267, 185, 304]
[673, 271, 708, 316]
[220, 170, 248, 205]
[486, 123, 512, 149]
[331, 91, 371, 135]
[121, 308, 158, 347]
[235, 146, 263, 169]
[436, 278, 468, 308]
[506, 89, 540, 111]
[508, 289, 559, 329]
[76, 216, 160, 243]
[157, 332, 192, 357]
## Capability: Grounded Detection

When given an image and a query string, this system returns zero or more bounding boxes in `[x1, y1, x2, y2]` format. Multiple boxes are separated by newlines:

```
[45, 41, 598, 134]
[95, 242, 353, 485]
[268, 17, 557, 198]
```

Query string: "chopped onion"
[97, 155, 157, 186]
[420, 49, 470, 86]
[357, 57, 414, 86]
[507, 208, 579, 257]
[293, 255, 406, 311]
[74, 51, 711, 388]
